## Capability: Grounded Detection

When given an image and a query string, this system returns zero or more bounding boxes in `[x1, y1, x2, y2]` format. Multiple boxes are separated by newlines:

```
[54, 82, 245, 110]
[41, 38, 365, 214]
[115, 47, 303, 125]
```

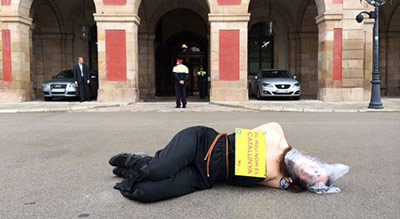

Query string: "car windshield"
[55, 70, 74, 79]
[261, 70, 292, 79]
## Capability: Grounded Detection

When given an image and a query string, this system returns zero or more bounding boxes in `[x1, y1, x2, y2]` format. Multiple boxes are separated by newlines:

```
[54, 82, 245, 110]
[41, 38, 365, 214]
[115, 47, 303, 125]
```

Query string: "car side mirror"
[293, 76, 297, 80]
[52, 76, 55, 79]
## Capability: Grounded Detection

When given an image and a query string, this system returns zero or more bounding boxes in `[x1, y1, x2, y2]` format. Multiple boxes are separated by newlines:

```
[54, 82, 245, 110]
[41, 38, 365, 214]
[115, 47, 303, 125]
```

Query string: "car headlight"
[262, 83, 274, 88]
[69, 83, 76, 88]
[42, 84, 49, 89]
[294, 83, 300, 87]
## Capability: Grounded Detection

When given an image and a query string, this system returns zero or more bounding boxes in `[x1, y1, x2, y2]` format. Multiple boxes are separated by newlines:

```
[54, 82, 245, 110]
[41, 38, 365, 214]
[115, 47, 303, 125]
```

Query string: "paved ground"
[0, 112, 399, 218]
[0, 97, 400, 113]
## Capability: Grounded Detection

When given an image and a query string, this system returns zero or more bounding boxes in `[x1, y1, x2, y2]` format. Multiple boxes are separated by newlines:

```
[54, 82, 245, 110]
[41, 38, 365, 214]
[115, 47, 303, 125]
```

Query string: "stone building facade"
[0, 0, 399, 102]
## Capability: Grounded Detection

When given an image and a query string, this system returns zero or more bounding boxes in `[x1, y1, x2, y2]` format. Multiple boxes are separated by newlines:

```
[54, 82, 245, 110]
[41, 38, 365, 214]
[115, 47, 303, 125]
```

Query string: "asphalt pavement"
[0, 112, 399, 218]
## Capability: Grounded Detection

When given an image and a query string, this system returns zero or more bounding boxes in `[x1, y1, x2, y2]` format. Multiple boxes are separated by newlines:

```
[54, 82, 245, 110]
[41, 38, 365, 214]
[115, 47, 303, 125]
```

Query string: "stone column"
[0, 15, 33, 102]
[288, 33, 298, 76]
[208, 13, 250, 102]
[138, 33, 155, 99]
[147, 34, 156, 97]
[94, 13, 140, 102]
[315, 13, 349, 101]
[299, 32, 319, 97]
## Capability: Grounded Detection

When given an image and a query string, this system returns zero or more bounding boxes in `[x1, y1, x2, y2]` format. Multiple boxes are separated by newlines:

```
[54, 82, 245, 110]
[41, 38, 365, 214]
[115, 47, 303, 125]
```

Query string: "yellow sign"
[235, 128, 267, 178]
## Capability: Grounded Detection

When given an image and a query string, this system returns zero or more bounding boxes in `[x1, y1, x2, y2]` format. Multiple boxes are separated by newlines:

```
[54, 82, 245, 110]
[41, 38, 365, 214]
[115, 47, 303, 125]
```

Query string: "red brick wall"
[218, 0, 241, 5]
[1, 0, 11, 5]
[333, 28, 343, 81]
[219, 30, 240, 81]
[2, 30, 12, 81]
[105, 30, 127, 81]
[103, 0, 126, 5]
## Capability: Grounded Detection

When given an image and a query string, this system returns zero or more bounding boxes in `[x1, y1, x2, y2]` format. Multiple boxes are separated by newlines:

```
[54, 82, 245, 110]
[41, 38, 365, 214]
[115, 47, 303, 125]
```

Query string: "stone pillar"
[138, 33, 155, 99]
[288, 33, 298, 76]
[148, 34, 156, 97]
[299, 32, 319, 98]
[0, 15, 33, 102]
[315, 13, 366, 101]
[94, 14, 140, 102]
[209, 13, 250, 101]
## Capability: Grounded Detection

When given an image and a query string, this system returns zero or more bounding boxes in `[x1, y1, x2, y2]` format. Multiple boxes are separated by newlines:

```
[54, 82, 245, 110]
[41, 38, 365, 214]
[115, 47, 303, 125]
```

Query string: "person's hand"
[87, 80, 90, 84]
[179, 80, 184, 85]
[74, 81, 78, 86]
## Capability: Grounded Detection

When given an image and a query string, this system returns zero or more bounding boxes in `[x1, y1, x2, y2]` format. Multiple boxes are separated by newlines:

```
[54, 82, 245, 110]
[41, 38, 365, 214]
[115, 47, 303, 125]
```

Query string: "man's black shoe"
[109, 153, 134, 168]
[113, 167, 130, 178]
[109, 152, 151, 168]
[175, 106, 180, 108]
[182, 105, 186, 108]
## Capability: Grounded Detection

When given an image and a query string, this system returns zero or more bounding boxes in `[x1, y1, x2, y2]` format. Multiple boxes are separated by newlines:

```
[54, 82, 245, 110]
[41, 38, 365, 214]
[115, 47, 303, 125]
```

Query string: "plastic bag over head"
[284, 148, 349, 194]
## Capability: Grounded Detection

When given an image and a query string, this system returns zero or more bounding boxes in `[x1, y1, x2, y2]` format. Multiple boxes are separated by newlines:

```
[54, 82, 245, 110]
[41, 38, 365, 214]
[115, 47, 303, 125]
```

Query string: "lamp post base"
[368, 103, 384, 109]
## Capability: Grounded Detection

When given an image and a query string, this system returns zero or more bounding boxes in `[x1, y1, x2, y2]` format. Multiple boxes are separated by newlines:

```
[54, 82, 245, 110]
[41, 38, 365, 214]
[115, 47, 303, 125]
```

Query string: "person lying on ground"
[109, 123, 349, 202]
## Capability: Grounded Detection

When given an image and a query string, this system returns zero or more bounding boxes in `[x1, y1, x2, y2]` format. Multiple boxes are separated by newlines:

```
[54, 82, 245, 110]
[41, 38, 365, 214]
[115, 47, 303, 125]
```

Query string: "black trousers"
[114, 126, 264, 202]
[197, 77, 207, 99]
[175, 81, 187, 107]
[130, 126, 227, 202]
[78, 80, 90, 101]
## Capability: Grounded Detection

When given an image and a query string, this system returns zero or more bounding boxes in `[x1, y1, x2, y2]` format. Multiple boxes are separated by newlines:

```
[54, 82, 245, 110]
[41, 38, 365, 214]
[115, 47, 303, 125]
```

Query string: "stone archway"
[136, 0, 210, 100]
[248, 0, 320, 99]
[133, 0, 212, 15]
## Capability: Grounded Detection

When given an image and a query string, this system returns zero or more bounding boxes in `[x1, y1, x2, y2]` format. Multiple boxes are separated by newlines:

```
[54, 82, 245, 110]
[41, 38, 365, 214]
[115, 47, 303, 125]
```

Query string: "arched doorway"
[154, 9, 208, 97]
[381, 2, 400, 96]
[248, 0, 319, 99]
[30, 0, 97, 99]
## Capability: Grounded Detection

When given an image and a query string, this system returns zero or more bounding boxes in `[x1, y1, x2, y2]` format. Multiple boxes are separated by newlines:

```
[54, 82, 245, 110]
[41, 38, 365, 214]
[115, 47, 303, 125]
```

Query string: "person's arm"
[183, 73, 189, 82]
[173, 73, 180, 82]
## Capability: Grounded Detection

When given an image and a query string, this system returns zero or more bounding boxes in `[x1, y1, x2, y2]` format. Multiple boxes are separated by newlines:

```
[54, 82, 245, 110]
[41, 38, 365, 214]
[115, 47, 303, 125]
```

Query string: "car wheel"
[293, 96, 300, 100]
[44, 97, 52, 101]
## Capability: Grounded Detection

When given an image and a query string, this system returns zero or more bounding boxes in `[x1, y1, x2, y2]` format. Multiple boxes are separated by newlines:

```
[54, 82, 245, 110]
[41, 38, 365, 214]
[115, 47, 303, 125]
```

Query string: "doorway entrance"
[154, 9, 208, 98]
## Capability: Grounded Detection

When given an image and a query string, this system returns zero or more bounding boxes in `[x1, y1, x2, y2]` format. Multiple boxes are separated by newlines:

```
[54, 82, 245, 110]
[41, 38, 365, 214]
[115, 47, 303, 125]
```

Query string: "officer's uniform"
[197, 70, 207, 99]
[173, 63, 189, 107]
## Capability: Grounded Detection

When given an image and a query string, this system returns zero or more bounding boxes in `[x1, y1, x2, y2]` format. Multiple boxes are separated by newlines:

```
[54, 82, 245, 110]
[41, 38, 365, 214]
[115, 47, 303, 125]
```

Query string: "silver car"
[42, 70, 79, 101]
[249, 69, 301, 100]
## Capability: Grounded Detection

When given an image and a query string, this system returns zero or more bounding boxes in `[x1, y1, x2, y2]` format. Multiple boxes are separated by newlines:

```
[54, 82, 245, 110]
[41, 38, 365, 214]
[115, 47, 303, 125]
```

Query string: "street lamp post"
[356, 0, 387, 109]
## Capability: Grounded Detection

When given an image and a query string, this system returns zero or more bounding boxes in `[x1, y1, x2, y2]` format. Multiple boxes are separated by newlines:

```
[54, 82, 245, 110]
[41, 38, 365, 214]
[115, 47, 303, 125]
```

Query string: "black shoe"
[175, 106, 180, 108]
[182, 105, 186, 108]
[109, 152, 150, 168]
[113, 167, 130, 178]
[109, 153, 134, 168]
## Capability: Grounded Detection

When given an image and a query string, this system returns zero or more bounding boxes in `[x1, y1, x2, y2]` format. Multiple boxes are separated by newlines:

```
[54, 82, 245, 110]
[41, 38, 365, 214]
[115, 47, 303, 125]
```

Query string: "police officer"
[173, 59, 189, 108]
[197, 65, 207, 99]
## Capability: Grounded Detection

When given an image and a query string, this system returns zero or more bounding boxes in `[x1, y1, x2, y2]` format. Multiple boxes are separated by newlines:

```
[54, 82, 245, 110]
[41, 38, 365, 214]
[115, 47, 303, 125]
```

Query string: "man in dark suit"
[74, 57, 91, 102]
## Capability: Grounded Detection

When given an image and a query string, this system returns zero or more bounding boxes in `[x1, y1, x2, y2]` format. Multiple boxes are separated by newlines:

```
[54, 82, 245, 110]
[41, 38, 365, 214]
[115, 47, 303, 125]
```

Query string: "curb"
[0, 101, 399, 114]
[210, 101, 400, 113]
[0, 103, 128, 114]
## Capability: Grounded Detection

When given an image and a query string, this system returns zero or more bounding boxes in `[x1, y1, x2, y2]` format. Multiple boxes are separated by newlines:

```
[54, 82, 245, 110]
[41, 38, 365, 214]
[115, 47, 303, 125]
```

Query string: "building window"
[248, 22, 274, 75]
